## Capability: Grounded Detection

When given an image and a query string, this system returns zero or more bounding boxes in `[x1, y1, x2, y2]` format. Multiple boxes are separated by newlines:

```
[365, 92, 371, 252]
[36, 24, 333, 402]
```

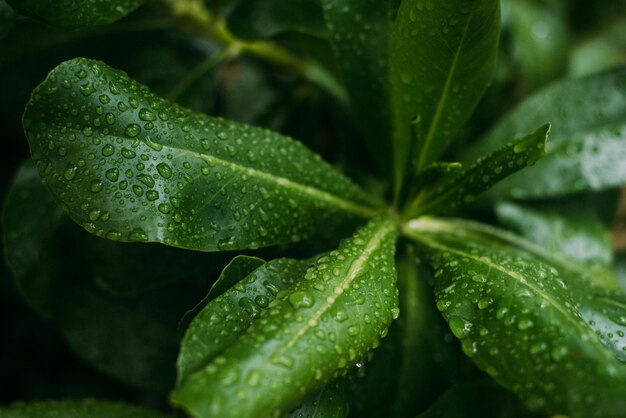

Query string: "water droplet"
[125, 124, 141, 138]
[101, 144, 115, 157]
[64, 164, 78, 180]
[139, 108, 156, 122]
[288, 291, 315, 309]
[448, 316, 472, 338]
[90, 179, 103, 193]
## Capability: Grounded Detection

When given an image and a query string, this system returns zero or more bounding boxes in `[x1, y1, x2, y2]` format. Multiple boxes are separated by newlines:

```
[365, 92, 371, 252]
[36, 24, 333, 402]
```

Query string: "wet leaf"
[496, 201, 613, 267]
[391, 0, 500, 183]
[405, 217, 626, 417]
[322, 0, 395, 176]
[171, 217, 398, 417]
[0, 399, 167, 418]
[177, 257, 311, 384]
[6, 0, 145, 29]
[468, 68, 626, 198]
[23, 58, 380, 252]
[405, 124, 549, 217]
[289, 376, 351, 418]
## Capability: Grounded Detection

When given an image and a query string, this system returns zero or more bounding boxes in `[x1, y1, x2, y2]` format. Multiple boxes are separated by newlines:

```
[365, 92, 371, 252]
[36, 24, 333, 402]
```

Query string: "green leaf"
[416, 381, 537, 418]
[501, 0, 568, 92]
[495, 201, 613, 267]
[570, 17, 626, 77]
[228, 0, 326, 40]
[6, 0, 145, 28]
[404, 124, 549, 218]
[467, 68, 626, 198]
[289, 377, 351, 418]
[391, 0, 500, 184]
[204, 255, 267, 301]
[171, 217, 399, 417]
[0, 399, 168, 418]
[321, 0, 394, 176]
[177, 257, 311, 384]
[23, 58, 380, 252]
[404, 217, 626, 417]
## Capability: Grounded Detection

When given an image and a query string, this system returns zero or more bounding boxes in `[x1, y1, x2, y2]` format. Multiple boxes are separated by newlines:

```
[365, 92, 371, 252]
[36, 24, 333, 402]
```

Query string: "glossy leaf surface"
[172, 217, 399, 417]
[322, 0, 394, 175]
[496, 201, 613, 267]
[391, 0, 500, 180]
[177, 257, 311, 384]
[405, 217, 626, 417]
[289, 377, 351, 418]
[23, 58, 379, 252]
[406, 124, 549, 217]
[0, 400, 167, 418]
[469, 68, 626, 198]
[6, 0, 145, 28]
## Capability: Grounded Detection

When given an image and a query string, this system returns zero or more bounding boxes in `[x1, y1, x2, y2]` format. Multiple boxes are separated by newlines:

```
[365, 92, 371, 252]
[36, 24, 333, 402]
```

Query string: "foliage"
[1, 0, 626, 417]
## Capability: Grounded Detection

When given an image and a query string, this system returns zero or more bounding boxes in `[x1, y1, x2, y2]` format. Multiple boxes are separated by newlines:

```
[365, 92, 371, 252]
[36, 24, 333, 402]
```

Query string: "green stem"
[161, 0, 348, 105]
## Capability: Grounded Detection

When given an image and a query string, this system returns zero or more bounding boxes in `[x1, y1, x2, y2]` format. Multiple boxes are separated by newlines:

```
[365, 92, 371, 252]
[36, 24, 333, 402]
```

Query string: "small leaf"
[391, 0, 500, 183]
[6, 0, 145, 28]
[289, 377, 351, 418]
[177, 257, 311, 384]
[0, 399, 167, 418]
[405, 124, 549, 218]
[23, 58, 380, 252]
[171, 217, 398, 417]
[321, 0, 395, 176]
[467, 68, 626, 198]
[496, 201, 613, 267]
[405, 217, 626, 417]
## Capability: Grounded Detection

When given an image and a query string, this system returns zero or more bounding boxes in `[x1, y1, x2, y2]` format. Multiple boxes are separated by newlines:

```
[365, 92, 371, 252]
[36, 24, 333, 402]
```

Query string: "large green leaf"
[171, 217, 398, 417]
[321, 0, 394, 176]
[6, 0, 145, 28]
[0, 400, 167, 418]
[495, 201, 613, 267]
[391, 0, 500, 185]
[404, 217, 626, 417]
[177, 257, 311, 384]
[404, 124, 549, 217]
[467, 68, 626, 198]
[23, 58, 380, 252]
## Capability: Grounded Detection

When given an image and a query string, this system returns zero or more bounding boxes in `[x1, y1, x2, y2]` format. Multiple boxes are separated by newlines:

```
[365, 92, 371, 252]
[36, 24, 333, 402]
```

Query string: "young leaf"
[23, 58, 380, 252]
[496, 201, 613, 267]
[467, 68, 626, 198]
[177, 257, 311, 384]
[6, 0, 145, 29]
[0, 399, 167, 418]
[171, 217, 399, 417]
[404, 218, 626, 417]
[321, 0, 395, 176]
[391, 0, 500, 183]
[404, 124, 549, 218]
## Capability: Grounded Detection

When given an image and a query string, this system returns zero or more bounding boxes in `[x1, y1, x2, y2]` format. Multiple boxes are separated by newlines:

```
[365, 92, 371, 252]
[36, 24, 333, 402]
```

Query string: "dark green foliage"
[2, 1, 626, 417]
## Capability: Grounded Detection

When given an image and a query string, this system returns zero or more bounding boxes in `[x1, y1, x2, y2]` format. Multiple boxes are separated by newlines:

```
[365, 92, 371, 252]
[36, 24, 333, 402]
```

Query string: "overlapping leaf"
[172, 217, 398, 417]
[468, 68, 626, 198]
[405, 217, 626, 417]
[6, 0, 145, 28]
[23, 58, 380, 252]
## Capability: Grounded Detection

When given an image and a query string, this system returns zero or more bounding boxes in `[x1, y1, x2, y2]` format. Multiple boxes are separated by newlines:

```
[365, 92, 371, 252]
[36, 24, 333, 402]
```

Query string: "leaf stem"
[161, 0, 348, 104]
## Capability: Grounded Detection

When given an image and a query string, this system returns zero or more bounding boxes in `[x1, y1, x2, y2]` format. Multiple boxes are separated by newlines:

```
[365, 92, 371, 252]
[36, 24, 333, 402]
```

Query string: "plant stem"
[161, 0, 348, 105]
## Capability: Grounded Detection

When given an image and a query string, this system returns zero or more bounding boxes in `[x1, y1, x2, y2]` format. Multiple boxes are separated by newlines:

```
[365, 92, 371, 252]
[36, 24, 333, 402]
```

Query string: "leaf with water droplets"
[23, 58, 380, 252]
[404, 124, 549, 217]
[321, 0, 395, 177]
[467, 68, 626, 198]
[177, 257, 312, 384]
[405, 217, 626, 417]
[0, 399, 167, 418]
[6, 0, 145, 28]
[391, 0, 500, 187]
[289, 376, 351, 418]
[172, 217, 399, 417]
[496, 200, 613, 268]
